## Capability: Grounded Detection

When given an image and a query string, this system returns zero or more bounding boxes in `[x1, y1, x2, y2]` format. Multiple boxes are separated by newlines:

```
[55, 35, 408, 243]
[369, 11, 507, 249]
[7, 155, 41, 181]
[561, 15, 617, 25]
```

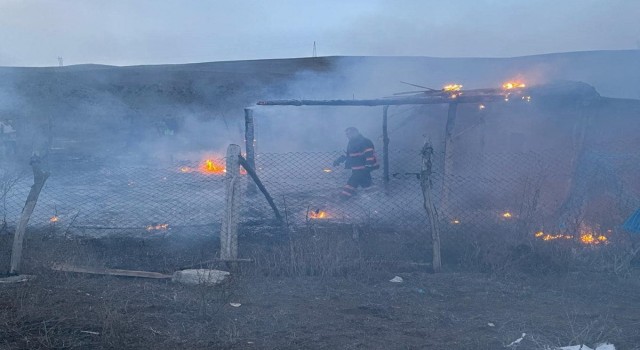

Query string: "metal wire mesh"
[1, 146, 639, 237]
[1, 159, 226, 235]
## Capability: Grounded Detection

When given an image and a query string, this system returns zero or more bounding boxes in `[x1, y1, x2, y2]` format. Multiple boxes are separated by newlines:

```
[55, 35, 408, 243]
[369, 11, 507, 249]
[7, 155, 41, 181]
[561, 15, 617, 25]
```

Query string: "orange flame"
[200, 159, 225, 175]
[309, 210, 329, 219]
[534, 227, 609, 245]
[502, 81, 526, 90]
[50, 215, 59, 223]
[501, 211, 513, 219]
[443, 84, 463, 92]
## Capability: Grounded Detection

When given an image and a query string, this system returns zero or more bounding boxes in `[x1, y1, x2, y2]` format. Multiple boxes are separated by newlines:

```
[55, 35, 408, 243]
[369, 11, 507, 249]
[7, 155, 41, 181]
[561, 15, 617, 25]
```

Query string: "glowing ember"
[522, 96, 532, 102]
[50, 215, 59, 223]
[502, 81, 526, 90]
[534, 228, 609, 245]
[478, 104, 486, 110]
[443, 84, 463, 92]
[580, 233, 595, 244]
[200, 159, 225, 174]
[451, 219, 461, 225]
[180, 166, 193, 173]
[541, 233, 574, 241]
[146, 223, 169, 231]
[501, 211, 513, 219]
[309, 210, 329, 219]
[323, 168, 333, 173]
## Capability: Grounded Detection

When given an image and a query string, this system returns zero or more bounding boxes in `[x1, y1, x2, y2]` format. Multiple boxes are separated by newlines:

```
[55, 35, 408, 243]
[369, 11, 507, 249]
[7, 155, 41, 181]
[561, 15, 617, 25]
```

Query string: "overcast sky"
[0, 0, 638, 67]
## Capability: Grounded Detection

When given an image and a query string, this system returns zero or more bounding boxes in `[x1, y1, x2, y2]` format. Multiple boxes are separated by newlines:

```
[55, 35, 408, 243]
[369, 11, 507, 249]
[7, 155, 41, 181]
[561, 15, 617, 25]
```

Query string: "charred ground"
[1, 223, 640, 349]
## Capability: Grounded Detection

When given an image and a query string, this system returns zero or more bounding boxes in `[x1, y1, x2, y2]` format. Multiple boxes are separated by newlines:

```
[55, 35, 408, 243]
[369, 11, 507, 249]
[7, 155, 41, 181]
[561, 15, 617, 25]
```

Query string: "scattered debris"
[389, 276, 403, 283]
[506, 333, 526, 347]
[558, 343, 615, 350]
[52, 264, 230, 286]
[230, 303, 242, 307]
[0, 275, 36, 284]
[171, 269, 230, 286]
[80, 330, 100, 335]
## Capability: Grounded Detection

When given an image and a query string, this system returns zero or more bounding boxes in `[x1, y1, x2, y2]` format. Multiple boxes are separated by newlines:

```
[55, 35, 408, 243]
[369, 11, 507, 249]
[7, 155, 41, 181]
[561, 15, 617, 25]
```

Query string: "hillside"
[0, 50, 638, 158]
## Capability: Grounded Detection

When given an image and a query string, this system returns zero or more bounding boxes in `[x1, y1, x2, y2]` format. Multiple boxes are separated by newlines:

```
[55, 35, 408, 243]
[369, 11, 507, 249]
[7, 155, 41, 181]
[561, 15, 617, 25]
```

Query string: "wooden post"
[441, 102, 458, 216]
[420, 141, 442, 273]
[220, 144, 241, 261]
[9, 155, 49, 274]
[238, 154, 282, 221]
[382, 105, 390, 187]
[244, 108, 257, 195]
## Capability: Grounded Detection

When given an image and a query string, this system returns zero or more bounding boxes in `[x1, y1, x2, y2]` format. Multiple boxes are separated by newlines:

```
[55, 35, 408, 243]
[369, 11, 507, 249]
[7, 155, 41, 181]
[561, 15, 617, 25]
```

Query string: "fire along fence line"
[1, 160, 229, 234]
[3, 149, 639, 239]
[239, 149, 640, 235]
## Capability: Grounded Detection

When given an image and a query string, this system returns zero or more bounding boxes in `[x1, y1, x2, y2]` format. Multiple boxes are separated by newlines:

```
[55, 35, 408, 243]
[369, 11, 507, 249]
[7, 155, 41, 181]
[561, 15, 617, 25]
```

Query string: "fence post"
[220, 144, 241, 261]
[441, 102, 458, 216]
[420, 141, 442, 273]
[244, 108, 257, 195]
[382, 105, 390, 188]
[9, 155, 49, 274]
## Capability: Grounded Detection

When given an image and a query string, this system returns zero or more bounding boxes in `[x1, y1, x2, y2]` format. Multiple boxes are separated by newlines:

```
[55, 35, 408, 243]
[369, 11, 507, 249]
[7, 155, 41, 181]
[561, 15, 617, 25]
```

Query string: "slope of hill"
[0, 50, 638, 158]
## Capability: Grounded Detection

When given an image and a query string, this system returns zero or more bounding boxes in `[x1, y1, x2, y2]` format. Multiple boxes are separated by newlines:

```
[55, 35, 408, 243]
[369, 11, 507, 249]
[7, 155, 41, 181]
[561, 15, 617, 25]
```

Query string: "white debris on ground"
[389, 276, 403, 283]
[171, 269, 230, 286]
[229, 303, 241, 307]
[506, 333, 526, 347]
[0, 275, 36, 284]
[558, 343, 615, 350]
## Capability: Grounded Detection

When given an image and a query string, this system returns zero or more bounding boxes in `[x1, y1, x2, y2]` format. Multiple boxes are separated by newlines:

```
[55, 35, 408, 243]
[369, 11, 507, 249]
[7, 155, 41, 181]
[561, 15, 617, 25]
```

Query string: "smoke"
[0, 50, 638, 171]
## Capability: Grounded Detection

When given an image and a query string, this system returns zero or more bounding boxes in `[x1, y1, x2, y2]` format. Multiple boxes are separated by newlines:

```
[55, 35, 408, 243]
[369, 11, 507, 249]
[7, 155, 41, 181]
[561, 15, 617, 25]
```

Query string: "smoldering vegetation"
[1, 51, 640, 349]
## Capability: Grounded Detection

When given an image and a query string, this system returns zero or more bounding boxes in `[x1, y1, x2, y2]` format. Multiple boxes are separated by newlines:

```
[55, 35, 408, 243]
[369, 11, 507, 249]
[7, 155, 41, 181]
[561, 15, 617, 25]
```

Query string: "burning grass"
[308, 209, 330, 220]
[502, 81, 526, 90]
[534, 225, 610, 246]
[200, 159, 225, 175]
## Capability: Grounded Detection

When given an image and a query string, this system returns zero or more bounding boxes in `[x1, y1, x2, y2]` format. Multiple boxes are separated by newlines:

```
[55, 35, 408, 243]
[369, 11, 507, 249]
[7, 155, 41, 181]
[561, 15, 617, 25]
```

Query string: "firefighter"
[333, 127, 379, 199]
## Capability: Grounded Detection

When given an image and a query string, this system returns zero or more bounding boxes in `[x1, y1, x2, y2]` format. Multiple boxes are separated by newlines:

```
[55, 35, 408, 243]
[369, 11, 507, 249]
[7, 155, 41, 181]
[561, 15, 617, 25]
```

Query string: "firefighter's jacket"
[344, 135, 379, 170]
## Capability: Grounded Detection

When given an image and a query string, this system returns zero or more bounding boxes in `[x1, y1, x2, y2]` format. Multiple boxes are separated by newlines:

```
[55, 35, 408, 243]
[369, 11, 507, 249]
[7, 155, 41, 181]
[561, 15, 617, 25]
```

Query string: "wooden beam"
[257, 95, 505, 107]
[382, 105, 390, 186]
[51, 263, 171, 279]
[239, 154, 282, 221]
[244, 108, 257, 195]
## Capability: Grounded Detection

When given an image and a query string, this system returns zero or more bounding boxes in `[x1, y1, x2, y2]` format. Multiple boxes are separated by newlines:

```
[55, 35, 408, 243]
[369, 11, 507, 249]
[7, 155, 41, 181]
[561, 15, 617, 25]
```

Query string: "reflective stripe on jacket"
[345, 135, 379, 170]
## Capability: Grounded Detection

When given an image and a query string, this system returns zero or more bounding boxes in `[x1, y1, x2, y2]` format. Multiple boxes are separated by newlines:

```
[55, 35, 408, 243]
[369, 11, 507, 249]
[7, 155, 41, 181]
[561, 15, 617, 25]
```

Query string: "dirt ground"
[1, 228, 640, 350]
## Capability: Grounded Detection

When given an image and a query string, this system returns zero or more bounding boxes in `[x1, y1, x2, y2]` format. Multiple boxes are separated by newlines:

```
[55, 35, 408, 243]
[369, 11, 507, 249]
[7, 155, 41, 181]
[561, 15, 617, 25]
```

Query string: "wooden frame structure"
[248, 87, 527, 272]
[253, 88, 517, 189]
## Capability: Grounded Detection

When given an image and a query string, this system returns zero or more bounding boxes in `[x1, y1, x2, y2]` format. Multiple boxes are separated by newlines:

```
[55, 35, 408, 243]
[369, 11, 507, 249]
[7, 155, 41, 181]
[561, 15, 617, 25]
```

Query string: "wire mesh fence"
[1, 159, 227, 235]
[1, 146, 639, 240]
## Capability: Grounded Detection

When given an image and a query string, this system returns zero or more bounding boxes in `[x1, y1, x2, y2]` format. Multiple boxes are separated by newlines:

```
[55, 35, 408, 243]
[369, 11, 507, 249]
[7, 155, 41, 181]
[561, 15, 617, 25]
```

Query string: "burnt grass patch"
[1, 224, 640, 349]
